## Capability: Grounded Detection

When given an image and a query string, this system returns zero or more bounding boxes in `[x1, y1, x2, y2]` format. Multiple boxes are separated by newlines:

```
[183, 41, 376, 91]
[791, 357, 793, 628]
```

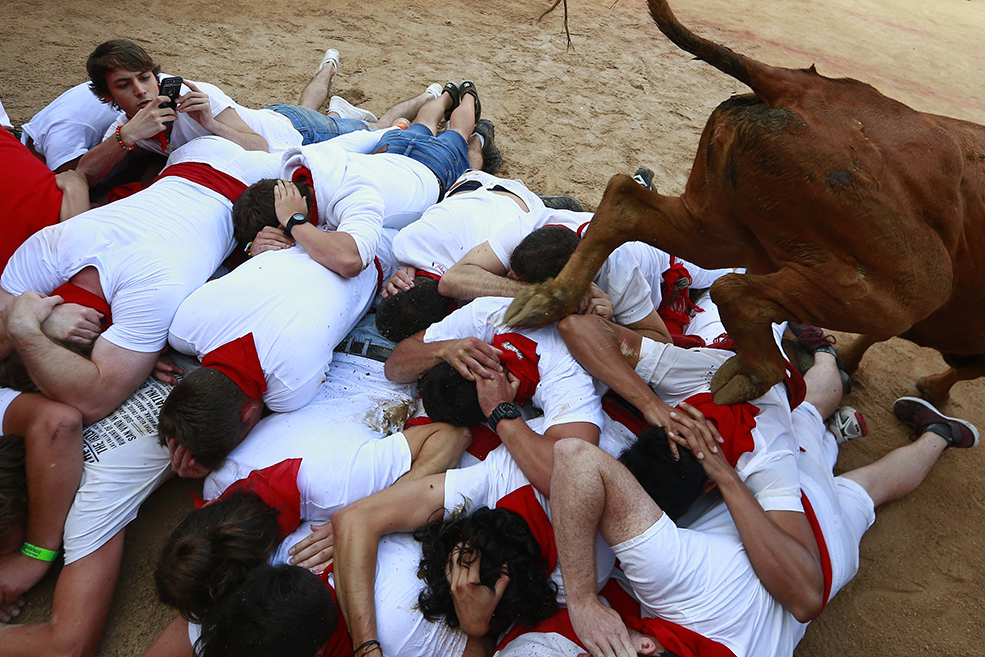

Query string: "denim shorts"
[265, 104, 369, 145]
[374, 124, 470, 195]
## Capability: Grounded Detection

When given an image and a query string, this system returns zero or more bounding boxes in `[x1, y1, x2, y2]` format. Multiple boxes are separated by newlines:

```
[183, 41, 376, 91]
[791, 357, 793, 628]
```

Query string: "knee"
[32, 403, 83, 444]
[557, 313, 594, 340]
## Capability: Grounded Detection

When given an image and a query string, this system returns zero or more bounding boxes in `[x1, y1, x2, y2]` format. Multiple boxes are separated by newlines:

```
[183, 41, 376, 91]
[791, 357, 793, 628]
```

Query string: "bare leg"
[446, 93, 477, 145]
[467, 134, 483, 170]
[298, 58, 337, 111]
[412, 93, 454, 136]
[377, 91, 434, 129]
[843, 432, 948, 508]
[804, 352, 843, 419]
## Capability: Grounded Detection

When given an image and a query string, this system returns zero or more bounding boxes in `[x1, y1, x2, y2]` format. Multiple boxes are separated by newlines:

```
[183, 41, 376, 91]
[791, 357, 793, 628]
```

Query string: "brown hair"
[232, 179, 313, 249]
[0, 435, 28, 536]
[86, 39, 161, 104]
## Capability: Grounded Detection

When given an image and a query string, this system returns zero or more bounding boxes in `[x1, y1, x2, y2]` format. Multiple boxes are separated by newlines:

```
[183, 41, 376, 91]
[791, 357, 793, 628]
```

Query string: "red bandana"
[784, 361, 806, 410]
[290, 166, 319, 225]
[155, 162, 247, 203]
[194, 458, 302, 540]
[201, 333, 267, 399]
[51, 282, 113, 329]
[679, 393, 759, 468]
[492, 333, 540, 403]
[624, 615, 737, 657]
[495, 485, 556, 572]
[658, 257, 703, 335]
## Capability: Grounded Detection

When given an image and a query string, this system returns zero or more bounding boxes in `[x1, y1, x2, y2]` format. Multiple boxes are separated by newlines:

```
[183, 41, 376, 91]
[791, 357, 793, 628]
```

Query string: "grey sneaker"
[893, 397, 979, 448]
[473, 119, 501, 175]
[537, 194, 585, 212]
[828, 406, 867, 445]
[633, 166, 655, 190]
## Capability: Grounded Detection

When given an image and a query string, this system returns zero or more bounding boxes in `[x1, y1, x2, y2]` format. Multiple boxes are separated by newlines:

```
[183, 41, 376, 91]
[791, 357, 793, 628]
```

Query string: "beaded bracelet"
[20, 542, 58, 562]
[115, 124, 134, 152]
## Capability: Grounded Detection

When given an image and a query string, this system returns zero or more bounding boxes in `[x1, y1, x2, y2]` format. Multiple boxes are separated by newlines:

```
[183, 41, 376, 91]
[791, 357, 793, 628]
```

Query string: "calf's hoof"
[916, 376, 950, 409]
[710, 354, 773, 405]
[505, 282, 575, 328]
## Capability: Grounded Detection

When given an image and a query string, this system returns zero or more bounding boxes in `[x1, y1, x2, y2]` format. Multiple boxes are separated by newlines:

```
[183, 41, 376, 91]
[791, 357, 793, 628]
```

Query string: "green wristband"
[20, 542, 58, 562]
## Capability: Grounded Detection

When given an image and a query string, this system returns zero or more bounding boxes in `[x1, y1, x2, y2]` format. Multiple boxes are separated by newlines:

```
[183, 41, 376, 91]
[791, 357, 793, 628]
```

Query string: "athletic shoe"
[316, 48, 340, 75]
[537, 194, 585, 212]
[328, 96, 378, 123]
[893, 396, 979, 448]
[426, 83, 444, 99]
[789, 324, 852, 394]
[828, 406, 868, 445]
[473, 118, 501, 175]
[633, 166, 655, 190]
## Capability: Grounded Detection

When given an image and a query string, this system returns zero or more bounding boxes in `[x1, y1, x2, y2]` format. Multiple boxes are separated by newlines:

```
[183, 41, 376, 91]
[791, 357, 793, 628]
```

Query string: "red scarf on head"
[155, 162, 247, 202]
[492, 333, 540, 403]
[51, 282, 113, 329]
[201, 333, 267, 399]
[658, 257, 703, 335]
[495, 485, 556, 572]
[194, 458, 303, 540]
[678, 393, 758, 468]
[290, 167, 319, 224]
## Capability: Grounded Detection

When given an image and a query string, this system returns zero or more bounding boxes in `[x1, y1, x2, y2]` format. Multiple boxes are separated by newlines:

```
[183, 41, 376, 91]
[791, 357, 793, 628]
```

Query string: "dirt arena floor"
[2, 0, 985, 654]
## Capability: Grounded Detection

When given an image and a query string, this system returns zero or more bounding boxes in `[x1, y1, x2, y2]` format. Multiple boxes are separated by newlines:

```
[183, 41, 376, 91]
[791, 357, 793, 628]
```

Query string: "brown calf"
[505, 0, 985, 405]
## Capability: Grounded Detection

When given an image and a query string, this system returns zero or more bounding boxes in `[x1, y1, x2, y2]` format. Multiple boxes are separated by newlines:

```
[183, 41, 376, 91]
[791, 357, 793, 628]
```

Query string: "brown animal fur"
[506, 0, 985, 405]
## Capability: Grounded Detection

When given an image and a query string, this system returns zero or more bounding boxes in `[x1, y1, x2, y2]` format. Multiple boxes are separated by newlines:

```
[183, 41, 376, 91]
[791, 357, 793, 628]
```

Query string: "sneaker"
[425, 82, 444, 99]
[633, 166, 655, 190]
[328, 96, 378, 123]
[788, 324, 851, 394]
[472, 118, 501, 175]
[893, 397, 979, 448]
[537, 194, 585, 212]
[316, 48, 340, 75]
[828, 406, 868, 445]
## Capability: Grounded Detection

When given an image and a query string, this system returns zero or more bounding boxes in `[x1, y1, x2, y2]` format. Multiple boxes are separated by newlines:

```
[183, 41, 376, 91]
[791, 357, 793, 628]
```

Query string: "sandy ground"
[2, 0, 985, 654]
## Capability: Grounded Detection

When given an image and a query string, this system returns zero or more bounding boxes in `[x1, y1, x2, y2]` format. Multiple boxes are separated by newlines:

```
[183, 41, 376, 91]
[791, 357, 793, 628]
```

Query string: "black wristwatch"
[488, 401, 522, 433]
[284, 212, 308, 239]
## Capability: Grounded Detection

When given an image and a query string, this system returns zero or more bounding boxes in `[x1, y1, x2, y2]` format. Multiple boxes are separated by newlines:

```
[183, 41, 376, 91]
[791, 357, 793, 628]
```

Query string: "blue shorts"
[265, 104, 370, 145]
[374, 124, 470, 196]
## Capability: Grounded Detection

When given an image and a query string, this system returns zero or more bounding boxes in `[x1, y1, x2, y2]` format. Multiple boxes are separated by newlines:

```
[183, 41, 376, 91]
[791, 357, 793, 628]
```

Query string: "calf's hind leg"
[916, 353, 985, 407]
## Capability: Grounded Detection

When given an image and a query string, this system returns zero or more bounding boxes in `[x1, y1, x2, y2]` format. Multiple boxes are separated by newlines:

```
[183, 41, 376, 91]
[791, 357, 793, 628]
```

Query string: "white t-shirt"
[169, 246, 378, 412]
[1, 137, 271, 353]
[423, 297, 603, 432]
[281, 133, 440, 272]
[392, 173, 546, 276]
[487, 208, 593, 270]
[21, 82, 122, 171]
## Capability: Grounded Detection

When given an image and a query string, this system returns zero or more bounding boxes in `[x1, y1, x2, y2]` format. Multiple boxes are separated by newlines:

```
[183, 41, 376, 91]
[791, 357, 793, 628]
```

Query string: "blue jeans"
[265, 104, 370, 145]
[374, 124, 470, 195]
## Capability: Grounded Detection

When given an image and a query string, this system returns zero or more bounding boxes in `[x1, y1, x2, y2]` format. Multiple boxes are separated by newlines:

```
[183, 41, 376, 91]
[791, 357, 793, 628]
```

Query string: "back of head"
[155, 491, 281, 622]
[198, 564, 337, 657]
[415, 506, 558, 629]
[375, 276, 453, 342]
[510, 226, 580, 283]
[86, 39, 160, 102]
[157, 367, 249, 471]
[619, 426, 707, 522]
[419, 362, 485, 427]
[232, 179, 312, 248]
[0, 435, 27, 539]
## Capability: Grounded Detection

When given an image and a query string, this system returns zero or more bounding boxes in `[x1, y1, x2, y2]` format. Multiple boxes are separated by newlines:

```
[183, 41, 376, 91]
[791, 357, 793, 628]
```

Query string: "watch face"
[290, 213, 307, 224]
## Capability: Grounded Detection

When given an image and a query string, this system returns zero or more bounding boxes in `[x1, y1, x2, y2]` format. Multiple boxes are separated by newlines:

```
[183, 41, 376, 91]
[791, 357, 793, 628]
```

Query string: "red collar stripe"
[51, 282, 113, 329]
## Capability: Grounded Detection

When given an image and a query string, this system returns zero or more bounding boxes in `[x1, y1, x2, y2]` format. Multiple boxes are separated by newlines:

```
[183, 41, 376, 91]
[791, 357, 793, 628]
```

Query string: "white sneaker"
[828, 406, 868, 445]
[426, 83, 443, 99]
[316, 48, 340, 75]
[328, 96, 378, 123]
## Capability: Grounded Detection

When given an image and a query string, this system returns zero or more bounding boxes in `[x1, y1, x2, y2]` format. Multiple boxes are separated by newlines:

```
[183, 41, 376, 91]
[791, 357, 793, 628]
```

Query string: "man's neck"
[68, 266, 106, 301]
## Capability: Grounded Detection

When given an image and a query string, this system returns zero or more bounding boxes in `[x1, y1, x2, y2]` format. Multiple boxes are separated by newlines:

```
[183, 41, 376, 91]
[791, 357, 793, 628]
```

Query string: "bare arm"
[333, 474, 447, 654]
[180, 82, 268, 152]
[439, 242, 525, 301]
[54, 170, 91, 221]
[76, 99, 177, 185]
[385, 331, 502, 383]
[141, 616, 195, 657]
[624, 309, 673, 344]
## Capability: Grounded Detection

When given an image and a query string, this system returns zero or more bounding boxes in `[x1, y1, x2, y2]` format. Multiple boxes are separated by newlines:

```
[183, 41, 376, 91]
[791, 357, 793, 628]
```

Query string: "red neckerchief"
[492, 333, 540, 403]
[414, 270, 457, 314]
[106, 181, 148, 202]
[495, 485, 556, 572]
[577, 221, 591, 237]
[784, 361, 807, 410]
[624, 615, 737, 657]
[405, 416, 502, 461]
[679, 393, 759, 468]
[194, 458, 302, 540]
[800, 491, 833, 617]
[290, 166, 319, 225]
[155, 162, 248, 203]
[317, 565, 356, 657]
[601, 393, 648, 435]
[51, 282, 113, 329]
[373, 257, 384, 296]
[201, 333, 267, 399]
[658, 257, 703, 335]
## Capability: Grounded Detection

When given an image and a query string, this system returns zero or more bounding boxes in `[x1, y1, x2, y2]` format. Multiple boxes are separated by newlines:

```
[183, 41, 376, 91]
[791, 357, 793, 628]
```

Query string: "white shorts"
[635, 338, 730, 408]
[0, 387, 21, 429]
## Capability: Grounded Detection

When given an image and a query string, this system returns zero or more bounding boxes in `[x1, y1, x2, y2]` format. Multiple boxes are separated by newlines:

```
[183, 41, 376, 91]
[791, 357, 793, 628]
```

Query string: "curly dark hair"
[231, 179, 312, 249]
[509, 225, 580, 284]
[618, 425, 707, 522]
[375, 276, 453, 342]
[418, 362, 485, 427]
[415, 506, 558, 631]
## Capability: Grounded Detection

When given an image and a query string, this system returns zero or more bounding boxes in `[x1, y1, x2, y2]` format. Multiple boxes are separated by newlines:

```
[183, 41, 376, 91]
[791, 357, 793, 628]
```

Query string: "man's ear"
[240, 397, 264, 429]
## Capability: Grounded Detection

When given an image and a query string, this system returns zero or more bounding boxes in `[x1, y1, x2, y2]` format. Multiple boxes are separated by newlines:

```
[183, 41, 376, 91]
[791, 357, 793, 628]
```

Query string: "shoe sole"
[893, 397, 980, 448]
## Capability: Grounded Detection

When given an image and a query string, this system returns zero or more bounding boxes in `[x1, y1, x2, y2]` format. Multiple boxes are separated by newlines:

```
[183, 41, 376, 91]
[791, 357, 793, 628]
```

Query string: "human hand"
[120, 98, 177, 144]
[475, 369, 520, 418]
[166, 438, 210, 479]
[440, 337, 503, 381]
[0, 551, 50, 622]
[39, 302, 103, 346]
[641, 398, 723, 461]
[578, 283, 613, 321]
[152, 349, 185, 385]
[273, 179, 309, 228]
[446, 544, 509, 638]
[568, 599, 636, 657]
[4, 292, 64, 341]
[382, 266, 417, 298]
[678, 402, 734, 483]
[176, 80, 216, 129]
[289, 522, 334, 574]
[250, 225, 295, 256]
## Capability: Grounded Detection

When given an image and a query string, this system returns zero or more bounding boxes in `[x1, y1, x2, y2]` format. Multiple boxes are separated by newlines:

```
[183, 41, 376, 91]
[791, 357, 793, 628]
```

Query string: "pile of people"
[0, 38, 977, 657]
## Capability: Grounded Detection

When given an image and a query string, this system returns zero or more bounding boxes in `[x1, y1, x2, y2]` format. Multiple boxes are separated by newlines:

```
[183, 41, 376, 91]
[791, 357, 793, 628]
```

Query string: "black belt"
[445, 180, 512, 198]
[334, 337, 393, 363]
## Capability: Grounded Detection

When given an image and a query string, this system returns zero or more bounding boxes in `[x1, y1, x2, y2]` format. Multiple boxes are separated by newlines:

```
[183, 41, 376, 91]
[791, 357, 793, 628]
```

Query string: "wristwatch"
[284, 213, 308, 239]
[488, 401, 522, 433]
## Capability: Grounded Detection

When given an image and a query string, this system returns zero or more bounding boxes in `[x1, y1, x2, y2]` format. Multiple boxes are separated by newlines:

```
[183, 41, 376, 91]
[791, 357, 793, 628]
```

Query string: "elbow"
[436, 274, 458, 298]
[79, 398, 119, 426]
[790, 589, 824, 623]
[338, 259, 364, 279]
